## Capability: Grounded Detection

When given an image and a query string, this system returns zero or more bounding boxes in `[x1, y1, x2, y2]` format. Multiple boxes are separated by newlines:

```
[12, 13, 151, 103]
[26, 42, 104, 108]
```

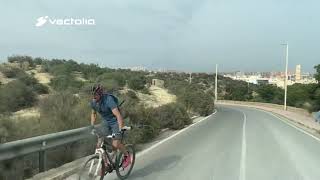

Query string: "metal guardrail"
[0, 126, 92, 172]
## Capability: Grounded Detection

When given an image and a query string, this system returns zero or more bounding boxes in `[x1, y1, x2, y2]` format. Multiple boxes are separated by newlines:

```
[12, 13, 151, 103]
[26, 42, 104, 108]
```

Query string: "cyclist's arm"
[91, 110, 97, 126]
[112, 108, 124, 129]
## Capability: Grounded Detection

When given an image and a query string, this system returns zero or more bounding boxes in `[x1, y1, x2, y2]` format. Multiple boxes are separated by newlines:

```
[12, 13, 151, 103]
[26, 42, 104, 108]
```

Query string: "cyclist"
[90, 84, 131, 168]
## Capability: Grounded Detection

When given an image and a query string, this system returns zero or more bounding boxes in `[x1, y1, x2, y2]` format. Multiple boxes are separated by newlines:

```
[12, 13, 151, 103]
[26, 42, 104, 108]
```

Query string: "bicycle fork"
[88, 149, 106, 176]
[89, 157, 102, 176]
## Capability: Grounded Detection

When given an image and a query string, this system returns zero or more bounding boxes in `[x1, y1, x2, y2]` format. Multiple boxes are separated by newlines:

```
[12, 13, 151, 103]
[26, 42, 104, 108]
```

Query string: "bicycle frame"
[89, 131, 126, 176]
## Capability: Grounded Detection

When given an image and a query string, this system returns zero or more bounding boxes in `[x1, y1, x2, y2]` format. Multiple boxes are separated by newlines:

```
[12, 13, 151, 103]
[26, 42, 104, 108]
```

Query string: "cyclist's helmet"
[91, 84, 104, 96]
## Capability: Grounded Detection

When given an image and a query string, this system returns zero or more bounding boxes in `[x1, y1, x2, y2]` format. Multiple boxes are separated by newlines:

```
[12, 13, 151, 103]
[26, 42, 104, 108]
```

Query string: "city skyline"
[113, 64, 316, 75]
[1, 54, 319, 74]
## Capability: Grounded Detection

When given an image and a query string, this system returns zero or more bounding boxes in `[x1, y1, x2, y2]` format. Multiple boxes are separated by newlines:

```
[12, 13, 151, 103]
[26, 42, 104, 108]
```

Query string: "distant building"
[151, 79, 164, 88]
[124, 66, 147, 71]
[260, 72, 271, 78]
[156, 68, 166, 72]
[256, 79, 269, 85]
[295, 64, 301, 81]
[223, 69, 317, 89]
[235, 71, 245, 77]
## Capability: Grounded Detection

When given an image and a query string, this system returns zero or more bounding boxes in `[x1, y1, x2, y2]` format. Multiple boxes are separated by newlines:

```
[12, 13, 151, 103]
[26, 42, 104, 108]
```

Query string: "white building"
[295, 64, 301, 81]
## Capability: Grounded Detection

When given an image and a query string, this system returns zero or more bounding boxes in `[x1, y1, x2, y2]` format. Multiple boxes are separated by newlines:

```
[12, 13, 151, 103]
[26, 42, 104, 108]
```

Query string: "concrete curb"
[28, 157, 86, 180]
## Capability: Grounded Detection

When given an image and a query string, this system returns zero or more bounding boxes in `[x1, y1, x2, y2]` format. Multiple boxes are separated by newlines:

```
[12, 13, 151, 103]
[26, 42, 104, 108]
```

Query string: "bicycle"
[78, 126, 135, 180]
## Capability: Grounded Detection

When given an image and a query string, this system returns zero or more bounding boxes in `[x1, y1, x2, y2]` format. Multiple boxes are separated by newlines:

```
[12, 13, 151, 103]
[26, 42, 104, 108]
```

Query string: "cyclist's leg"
[110, 122, 132, 168]
[101, 120, 110, 135]
[100, 120, 113, 149]
[113, 140, 127, 154]
[110, 122, 128, 155]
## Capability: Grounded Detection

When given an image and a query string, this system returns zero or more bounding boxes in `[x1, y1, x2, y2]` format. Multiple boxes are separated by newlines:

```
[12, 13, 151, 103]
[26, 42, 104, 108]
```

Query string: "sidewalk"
[217, 101, 320, 134]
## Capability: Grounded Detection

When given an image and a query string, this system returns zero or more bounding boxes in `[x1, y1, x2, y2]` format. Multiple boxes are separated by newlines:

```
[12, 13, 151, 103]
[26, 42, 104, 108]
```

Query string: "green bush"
[50, 75, 84, 92]
[255, 84, 284, 104]
[7, 55, 35, 69]
[33, 57, 44, 65]
[0, 69, 48, 113]
[312, 88, 320, 111]
[128, 75, 146, 90]
[15, 71, 49, 94]
[119, 91, 140, 119]
[126, 90, 138, 100]
[174, 84, 214, 116]
[0, 80, 37, 113]
[314, 64, 320, 85]
[124, 102, 191, 144]
[140, 87, 150, 94]
[154, 103, 191, 130]
[98, 79, 120, 92]
[196, 96, 215, 116]
[0, 66, 24, 78]
[0, 116, 15, 143]
[17, 73, 36, 85]
[96, 72, 126, 88]
[48, 64, 73, 76]
[123, 104, 160, 144]
[287, 84, 316, 108]
[8, 55, 34, 65]
[38, 92, 91, 133]
[0, 115, 42, 143]
[80, 64, 108, 80]
[33, 83, 49, 94]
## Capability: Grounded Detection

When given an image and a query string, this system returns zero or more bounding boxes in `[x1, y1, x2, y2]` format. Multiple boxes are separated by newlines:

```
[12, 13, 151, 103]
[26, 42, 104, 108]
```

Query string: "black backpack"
[106, 93, 124, 108]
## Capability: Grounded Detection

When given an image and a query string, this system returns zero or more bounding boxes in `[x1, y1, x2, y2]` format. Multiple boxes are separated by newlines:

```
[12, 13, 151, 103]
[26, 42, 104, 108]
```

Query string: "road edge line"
[136, 109, 218, 158]
[220, 103, 320, 143]
[239, 111, 247, 180]
[262, 110, 320, 142]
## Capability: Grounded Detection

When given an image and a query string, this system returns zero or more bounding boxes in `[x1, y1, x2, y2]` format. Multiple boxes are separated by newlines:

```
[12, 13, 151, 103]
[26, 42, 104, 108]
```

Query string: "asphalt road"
[70, 105, 320, 180]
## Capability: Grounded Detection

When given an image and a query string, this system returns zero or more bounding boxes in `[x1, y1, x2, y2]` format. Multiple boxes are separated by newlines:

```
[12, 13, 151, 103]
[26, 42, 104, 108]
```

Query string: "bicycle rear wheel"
[115, 144, 136, 180]
[78, 155, 105, 180]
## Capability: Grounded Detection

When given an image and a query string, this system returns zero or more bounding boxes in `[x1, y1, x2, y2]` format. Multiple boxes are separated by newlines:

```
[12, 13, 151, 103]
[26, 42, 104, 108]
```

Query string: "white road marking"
[259, 109, 320, 143]
[137, 109, 218, 158]
[239, 111, 247, 180]
[221, 104, 320, 143]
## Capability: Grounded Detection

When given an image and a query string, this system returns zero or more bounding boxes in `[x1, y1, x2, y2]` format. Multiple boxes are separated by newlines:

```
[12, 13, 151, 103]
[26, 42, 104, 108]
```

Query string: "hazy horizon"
[1, 0, 319, 73]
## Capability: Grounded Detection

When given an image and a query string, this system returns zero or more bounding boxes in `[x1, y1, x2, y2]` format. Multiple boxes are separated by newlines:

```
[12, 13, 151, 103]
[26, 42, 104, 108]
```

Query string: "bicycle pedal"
[106, 165, 113, 173]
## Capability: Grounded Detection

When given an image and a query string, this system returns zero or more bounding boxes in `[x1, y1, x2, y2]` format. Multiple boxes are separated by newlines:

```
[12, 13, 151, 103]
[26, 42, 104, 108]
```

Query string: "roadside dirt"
[27, 69, 53, 84]
[12, 107, 40, 119]
[136, 86, 177, 108]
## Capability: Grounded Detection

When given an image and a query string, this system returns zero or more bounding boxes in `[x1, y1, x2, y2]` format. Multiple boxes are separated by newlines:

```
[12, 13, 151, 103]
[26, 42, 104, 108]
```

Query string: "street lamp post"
[215, 64, 218, 104]
[281, 43, 289, 110]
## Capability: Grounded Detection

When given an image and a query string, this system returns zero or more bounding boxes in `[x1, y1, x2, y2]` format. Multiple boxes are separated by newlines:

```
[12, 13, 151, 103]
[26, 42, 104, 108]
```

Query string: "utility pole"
[281, 43, 289, 110]
[189, 72, 192, 84]
[215, 64, 218, 103]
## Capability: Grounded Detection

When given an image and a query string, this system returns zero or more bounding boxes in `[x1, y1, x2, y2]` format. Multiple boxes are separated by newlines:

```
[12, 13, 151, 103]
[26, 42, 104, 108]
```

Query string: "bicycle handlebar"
[121, 126, 131, 131]
[92, 126, 132, 139]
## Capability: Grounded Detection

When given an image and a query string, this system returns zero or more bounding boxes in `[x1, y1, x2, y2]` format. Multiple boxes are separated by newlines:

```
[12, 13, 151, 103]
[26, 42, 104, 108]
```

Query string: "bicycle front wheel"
[78, 155, 105, 180]
[116, 144, 136, 180]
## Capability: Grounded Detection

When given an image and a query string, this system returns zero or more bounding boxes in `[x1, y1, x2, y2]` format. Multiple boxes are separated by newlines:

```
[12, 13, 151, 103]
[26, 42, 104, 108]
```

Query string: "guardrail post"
[39, 141, 47, 172]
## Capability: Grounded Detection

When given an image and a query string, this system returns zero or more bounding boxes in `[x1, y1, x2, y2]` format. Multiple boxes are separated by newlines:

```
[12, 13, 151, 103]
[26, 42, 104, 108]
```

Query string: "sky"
[0, 0, 319, 73]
